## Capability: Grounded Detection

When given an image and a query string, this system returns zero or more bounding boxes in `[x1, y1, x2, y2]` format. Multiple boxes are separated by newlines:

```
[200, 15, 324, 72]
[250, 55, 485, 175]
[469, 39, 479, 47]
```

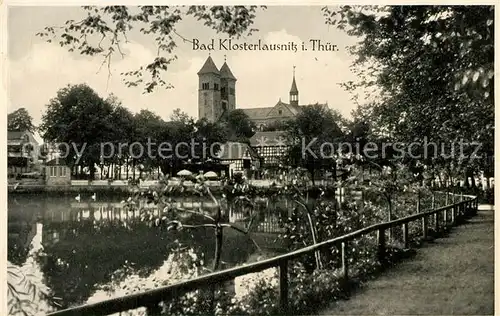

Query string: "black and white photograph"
[4, 4, 495, 316]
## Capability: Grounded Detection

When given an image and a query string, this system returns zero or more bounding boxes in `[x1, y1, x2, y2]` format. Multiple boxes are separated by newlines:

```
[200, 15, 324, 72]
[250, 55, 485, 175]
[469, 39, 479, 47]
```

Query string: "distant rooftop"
[250, 131, 290, 147]
[240, 102, 328, 121]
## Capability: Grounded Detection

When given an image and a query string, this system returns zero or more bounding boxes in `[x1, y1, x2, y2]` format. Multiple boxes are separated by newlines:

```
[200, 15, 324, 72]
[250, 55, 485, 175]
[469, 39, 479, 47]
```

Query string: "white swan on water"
[91, 193, 96, 201]
[75, 194, 81, 202]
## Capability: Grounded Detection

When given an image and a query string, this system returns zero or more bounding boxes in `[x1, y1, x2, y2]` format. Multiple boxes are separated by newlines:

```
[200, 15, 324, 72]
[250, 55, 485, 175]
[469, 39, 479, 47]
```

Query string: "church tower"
[219, 56, 237, 117]
[290, 66, 299, 106]
[198, 56, 222, 122]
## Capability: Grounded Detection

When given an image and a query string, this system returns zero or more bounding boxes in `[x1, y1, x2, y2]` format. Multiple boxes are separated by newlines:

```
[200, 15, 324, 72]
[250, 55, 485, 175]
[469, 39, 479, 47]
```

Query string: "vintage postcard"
[4, 4, 495, 316]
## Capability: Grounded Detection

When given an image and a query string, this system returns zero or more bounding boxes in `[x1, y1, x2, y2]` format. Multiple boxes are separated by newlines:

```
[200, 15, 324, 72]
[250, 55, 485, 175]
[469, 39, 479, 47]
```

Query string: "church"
[197, 56, 328, 170]
[197, 56, 328, 130]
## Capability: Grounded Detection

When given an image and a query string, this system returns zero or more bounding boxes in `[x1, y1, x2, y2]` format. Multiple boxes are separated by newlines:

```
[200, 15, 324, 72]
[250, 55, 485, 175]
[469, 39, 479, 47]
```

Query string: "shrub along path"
[319, 207, 494, 315]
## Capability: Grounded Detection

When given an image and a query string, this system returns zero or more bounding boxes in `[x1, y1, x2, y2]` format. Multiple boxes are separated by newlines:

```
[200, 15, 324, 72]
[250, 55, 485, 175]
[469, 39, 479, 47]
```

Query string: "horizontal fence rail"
[47, 192, 479, 316]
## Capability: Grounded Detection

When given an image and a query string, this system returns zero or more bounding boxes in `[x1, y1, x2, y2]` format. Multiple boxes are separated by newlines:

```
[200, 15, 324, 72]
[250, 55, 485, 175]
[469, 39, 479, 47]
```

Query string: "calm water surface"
[8, 193, 280, 310]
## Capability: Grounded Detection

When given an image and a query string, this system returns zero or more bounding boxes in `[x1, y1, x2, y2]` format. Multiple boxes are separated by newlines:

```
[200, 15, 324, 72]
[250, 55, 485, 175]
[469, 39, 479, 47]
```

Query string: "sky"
[8, 6, 362, 128]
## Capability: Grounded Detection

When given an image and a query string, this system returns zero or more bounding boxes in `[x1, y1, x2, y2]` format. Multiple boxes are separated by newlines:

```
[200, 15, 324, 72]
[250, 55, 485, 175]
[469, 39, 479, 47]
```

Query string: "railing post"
[341, 242, 350, 296]
[434, 212, 439, 234]
[279, 259, 289, 314]
[402, 223, 409, 249]
[445, 191, 449, 206]
[377, 228, 386, 266]
[422, 215, 428, 240]
[451, 205, 456, 224]
[443, 208, 448, 227]
[417, 193, 421, 213]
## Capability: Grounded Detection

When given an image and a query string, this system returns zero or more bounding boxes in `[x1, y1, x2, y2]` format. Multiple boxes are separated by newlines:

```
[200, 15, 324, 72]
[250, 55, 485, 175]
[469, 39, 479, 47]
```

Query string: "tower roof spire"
[197, 55, 220, 75]
[290, 65, 298, 94]
[220, 58, 236, 80]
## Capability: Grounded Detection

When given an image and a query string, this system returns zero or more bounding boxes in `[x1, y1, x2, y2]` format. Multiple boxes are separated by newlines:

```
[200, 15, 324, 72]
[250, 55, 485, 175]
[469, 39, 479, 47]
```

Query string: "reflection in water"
[8, 221, 55, 315]
[8, 194, 270, 311]
[87, 247, 204, 316]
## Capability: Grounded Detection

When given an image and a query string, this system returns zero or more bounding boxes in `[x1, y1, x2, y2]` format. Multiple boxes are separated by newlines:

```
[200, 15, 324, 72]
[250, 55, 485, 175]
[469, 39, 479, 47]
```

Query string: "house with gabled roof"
[7, 130, 40, 176]
[249, 131, 289, 168]
[216, 141, 261, 177]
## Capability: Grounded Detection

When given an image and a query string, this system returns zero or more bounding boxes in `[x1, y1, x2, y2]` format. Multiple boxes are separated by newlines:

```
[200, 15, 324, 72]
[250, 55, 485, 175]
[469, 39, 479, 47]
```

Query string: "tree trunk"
[388, 196, 392, 241]
[213, 227, 223, 271]
[126, 158, 129, 179]
[132, 160, 136, 180]
[89, 163, 96, 181]
[471, 172, 477, 188]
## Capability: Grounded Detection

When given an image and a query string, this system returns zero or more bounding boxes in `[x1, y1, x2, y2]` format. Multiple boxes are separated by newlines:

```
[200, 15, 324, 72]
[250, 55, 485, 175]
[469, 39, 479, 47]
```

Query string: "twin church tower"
[197, 56, 300, 123]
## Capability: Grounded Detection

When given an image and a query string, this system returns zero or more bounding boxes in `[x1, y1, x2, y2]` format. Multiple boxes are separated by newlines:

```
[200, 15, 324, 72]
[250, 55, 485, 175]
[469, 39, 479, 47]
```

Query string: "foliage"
[8, 237, 60, 316]
[37, 6, 266, 93]
[39, 84, 122, 179]
[8, 108, 36, 132]
[261, 120, 289, 132]
[222, 109, 256, 141]
[280, 189, 383, 272]
[39, 85, 228, 180]
[284, 104, 346, 184]
[8, 262, 53, 315]
[86, 243, 215, 316]
[323, 5, 494, 177]
[126, 176, 258, 271]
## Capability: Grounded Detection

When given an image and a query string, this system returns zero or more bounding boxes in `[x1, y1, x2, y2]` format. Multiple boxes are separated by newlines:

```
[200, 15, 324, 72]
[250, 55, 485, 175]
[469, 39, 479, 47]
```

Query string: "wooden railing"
[47, 192, 479, 316]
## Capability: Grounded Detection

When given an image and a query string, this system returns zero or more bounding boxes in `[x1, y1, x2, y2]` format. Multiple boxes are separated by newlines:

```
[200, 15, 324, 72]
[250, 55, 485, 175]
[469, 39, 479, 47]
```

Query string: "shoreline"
[7, 182, 340, 198]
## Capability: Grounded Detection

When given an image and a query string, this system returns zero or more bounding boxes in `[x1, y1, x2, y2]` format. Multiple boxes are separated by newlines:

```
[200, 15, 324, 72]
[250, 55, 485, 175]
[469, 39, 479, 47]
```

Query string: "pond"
[8, 193, 290, 311]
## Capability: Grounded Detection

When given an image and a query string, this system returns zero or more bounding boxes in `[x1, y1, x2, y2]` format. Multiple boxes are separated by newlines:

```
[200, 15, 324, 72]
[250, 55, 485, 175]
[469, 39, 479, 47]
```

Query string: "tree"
[170, 108, 192, 125]
[104, 99, 135, 179]
[155, 116, 227, 176]
[131, 109, 166, 178]
[223, 109, 256, 141]
[37, 6, 265, 93]
[8, 108, 36, 132]
[285, 104, 346, 185]
[323, 5, 494, 182]
[39, 84, 118, 179]
[261, 120, 289, 132]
